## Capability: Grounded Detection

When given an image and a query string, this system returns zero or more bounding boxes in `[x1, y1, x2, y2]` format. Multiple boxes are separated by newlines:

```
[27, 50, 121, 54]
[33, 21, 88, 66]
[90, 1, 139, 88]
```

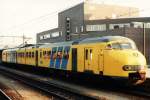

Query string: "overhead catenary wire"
[1, 0, 150, 48]
[2, 0, 150, 34]
[2, 0, 84, 33]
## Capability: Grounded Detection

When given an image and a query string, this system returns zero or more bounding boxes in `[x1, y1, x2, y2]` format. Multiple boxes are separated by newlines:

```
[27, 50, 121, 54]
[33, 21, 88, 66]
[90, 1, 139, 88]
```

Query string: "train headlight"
[123, 65, 132, 71]
[122, 65, 143, 71]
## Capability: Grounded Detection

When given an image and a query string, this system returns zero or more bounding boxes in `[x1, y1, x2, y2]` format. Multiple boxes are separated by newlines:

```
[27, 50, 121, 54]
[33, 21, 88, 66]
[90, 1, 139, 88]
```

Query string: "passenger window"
[90, 49, 92, 60]
[52, 51, 57, 59]
[32, 52, 34, 58]
[40, 52, 42, 58]
[48, 51, 51, 55]
[29, 52, 31, 58]
[85, 49, 88, 60]
[63, 50, 69, 59]
[57, 51, 62, 59]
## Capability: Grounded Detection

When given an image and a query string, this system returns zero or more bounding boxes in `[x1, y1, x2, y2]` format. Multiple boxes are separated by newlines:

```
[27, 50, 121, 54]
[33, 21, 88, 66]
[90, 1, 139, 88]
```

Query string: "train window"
[57, 51, 62, 59]
[90, 49, 92, 60]
[40, 52, 42, 58]
[32, 52, 34, 58]
[85, 49, 88, 60]
[48, 51, 51, 55]
[111, 43, 121, 49]
[111, 43, 133, 50]
[52, 51, 57, 59]
[29, 52, 31, 58]
[120, 43, 132, 49]
[43, 51, 46, 56]
[63, 49, 69, 59]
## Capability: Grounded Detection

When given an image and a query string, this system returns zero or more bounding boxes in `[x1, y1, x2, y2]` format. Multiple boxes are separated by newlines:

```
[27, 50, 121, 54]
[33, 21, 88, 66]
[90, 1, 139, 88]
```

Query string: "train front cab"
[71, 37, 147, 85]
[102, 41, 147, 84]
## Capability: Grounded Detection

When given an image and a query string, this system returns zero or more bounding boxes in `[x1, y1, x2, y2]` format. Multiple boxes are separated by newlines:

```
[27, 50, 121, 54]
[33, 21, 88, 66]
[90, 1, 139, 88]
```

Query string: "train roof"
[78, 36, 132, 44]
[3, 48, 19, 52]
[39, 36, 132, 48]
[39, 41, 73, 48]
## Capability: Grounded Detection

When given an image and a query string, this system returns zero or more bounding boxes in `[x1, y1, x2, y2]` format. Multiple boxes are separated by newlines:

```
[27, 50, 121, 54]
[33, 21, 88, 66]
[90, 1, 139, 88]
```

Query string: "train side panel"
[38, 48, 51, 67]
[17, 49, 26, 64]
[73, 43, 105, 75]
[2, 50, 7, 62]
[25, 48, 36, 66]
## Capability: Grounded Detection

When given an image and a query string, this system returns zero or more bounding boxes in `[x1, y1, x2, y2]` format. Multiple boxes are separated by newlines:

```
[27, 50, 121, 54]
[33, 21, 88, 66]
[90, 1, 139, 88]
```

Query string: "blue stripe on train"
[61, 46, 70, 70]
[50, 47, 57, 68]
[55, 47, 63, 69]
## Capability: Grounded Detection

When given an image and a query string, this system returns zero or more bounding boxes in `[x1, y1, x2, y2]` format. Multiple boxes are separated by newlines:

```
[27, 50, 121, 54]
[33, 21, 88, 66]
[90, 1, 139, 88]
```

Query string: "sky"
[0, 0, 150, 48]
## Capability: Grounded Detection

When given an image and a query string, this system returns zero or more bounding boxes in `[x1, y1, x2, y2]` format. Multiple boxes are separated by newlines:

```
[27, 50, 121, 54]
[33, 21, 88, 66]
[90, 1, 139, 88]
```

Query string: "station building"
[36, 2, 150, 63]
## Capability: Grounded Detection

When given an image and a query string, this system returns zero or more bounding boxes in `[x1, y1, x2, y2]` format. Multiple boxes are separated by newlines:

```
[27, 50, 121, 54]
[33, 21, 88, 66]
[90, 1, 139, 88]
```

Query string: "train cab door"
[72, 48, 77, 72]
[84, 48, 93, 71]
[98, 49, 104, 75]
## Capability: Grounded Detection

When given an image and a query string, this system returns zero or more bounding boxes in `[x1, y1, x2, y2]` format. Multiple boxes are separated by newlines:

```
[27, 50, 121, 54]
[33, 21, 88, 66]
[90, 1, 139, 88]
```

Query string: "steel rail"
[0, 66, 99, 100]
[0, 89, 12, 100]
[0, 66, 150, 99]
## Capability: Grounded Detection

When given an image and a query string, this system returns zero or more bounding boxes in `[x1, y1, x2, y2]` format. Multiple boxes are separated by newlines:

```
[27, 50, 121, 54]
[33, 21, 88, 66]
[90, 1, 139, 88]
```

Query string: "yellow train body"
[2, 36, 147, 84]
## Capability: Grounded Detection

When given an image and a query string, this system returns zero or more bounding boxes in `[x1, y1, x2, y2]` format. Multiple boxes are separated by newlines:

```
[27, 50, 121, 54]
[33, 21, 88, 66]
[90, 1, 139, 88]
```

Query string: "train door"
[84, 48, 93, 71]
[72, 48, 77, 72]
[98, 49, 104, 74]
[36, 50, 38, 66]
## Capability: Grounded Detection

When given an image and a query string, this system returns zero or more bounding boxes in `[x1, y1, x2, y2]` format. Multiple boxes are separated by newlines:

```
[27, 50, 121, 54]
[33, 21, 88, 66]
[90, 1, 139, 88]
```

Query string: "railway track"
[0, 65, 150, 100]
[0, 66, 100, 100]
[0, 89, 11, 100]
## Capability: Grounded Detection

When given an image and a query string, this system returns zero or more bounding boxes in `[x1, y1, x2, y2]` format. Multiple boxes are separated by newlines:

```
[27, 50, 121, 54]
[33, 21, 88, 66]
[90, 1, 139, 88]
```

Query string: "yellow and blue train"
[2, 36, 147, 84]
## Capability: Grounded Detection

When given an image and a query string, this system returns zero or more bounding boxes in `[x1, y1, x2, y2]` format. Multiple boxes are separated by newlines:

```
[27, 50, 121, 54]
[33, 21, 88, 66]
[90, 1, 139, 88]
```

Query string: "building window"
[40, 36, 44, 40]
[75, 27, 78, 33]
[131, 22, 150, 28]
[86, 24, 106, 31]
[131, 22, 143, 28]
[59, 31, 62, 36]
[80, 26, 84, 32]
[51, 32, 59, 37]
[45, 34, 50, 39]
[109, 23, 130, 30]
[145, 23, 150, 28]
